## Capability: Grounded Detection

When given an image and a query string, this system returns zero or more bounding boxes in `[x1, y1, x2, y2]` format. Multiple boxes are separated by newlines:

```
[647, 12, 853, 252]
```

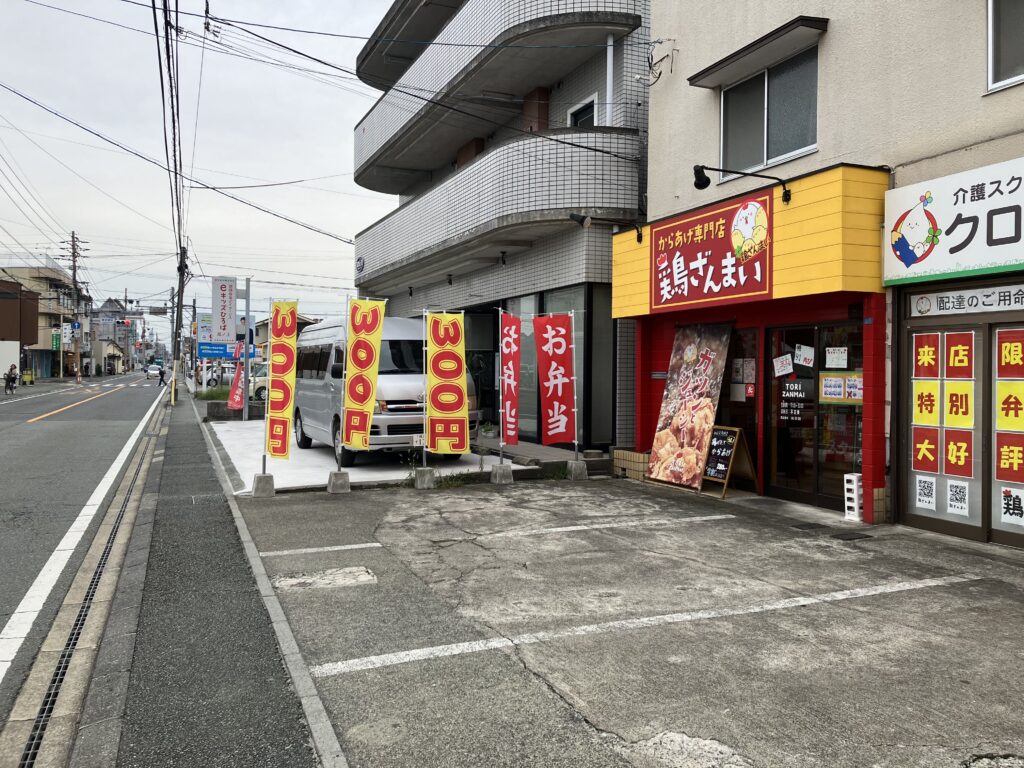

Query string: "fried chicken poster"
[646, 324, 731, 487]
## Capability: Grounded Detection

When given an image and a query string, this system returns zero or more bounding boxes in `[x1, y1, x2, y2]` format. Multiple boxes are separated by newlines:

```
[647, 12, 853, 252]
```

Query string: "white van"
[292, 316, 480, 467]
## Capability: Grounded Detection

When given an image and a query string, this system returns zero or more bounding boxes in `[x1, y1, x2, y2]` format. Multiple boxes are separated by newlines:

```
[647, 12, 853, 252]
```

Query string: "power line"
[0, 81, 355, 244]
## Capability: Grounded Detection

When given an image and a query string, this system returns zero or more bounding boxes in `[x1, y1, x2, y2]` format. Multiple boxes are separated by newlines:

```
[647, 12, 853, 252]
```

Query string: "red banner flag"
[226, 341, 245, 411]
[533, 314, 576, 446]
[499, 313, 521, 446]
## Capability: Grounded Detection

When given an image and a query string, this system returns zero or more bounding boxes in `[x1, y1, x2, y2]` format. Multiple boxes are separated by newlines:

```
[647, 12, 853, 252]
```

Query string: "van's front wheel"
[333, 421, 355, 468]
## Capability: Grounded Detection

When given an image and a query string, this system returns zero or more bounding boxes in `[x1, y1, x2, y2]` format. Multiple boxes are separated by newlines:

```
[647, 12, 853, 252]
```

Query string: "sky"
[0, 0, 398, 344]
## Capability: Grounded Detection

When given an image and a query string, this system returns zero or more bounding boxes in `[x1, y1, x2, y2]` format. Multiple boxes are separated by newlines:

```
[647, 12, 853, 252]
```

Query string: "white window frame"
[719, 48, 818, 181]
[566, 92, 600, 128]
[988, 0, 1024, 92]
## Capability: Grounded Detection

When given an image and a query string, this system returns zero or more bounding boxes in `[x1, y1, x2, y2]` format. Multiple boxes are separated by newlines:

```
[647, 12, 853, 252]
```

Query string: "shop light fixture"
[693, 164, 792, 203]
[568, 213, 643, 243]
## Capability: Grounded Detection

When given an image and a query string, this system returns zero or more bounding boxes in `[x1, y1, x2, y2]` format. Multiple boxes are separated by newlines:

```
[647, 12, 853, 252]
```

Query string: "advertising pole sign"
[211, 277, 237, 344]
[342, 299, 386, 450]
[884, 155, 1024, 286]
[533, 314, 576, 446]
[499, 312, 521, 447]
[646, 324, 731, 487]
[651, 192, 773, 313]
[425, 313, 469, 454]
[265, 302, 298, 460]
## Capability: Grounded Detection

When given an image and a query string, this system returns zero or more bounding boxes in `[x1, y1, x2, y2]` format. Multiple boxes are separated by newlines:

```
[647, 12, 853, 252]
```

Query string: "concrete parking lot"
[238, 480, 1024, 768]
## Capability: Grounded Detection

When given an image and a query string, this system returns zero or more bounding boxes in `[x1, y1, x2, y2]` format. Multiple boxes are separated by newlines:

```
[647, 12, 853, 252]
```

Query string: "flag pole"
[570, 309, 579, 462]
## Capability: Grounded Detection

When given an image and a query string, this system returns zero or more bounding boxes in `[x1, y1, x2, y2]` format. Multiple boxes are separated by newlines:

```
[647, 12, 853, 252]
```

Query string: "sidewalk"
[92, 399, 316, 766]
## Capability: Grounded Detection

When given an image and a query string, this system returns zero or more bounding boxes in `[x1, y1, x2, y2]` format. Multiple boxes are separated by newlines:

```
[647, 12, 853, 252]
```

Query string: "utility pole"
[171, 245, 186, 405]
[70, 231, 82, 384]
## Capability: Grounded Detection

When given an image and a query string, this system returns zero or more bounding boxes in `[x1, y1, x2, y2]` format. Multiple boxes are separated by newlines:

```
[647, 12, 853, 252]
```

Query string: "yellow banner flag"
[426, 312, 469, 454]
[343, 299, 386, 450]
[265, 301, 299, 460]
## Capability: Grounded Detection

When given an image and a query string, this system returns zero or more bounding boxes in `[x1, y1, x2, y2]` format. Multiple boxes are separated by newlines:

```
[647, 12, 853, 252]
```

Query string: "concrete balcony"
[354, 128, 640, 294]
[354, 0, 642, 194]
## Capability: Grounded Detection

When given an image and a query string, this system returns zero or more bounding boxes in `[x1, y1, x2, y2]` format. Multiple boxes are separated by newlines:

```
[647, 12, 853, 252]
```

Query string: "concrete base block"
[252, 473, 275, 497]
[327, 470, 350, 494]
[567, 460, 589, 481]
[414, 467, 435, 490]
[490, 464, 514, 485]
[583, 449, 603, 459]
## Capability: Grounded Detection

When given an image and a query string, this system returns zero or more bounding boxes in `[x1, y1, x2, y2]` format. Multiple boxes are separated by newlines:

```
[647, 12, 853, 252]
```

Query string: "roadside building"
[0, 278, 39, 373]
[613, 2, 1024, 543]
[352, 0, 650, 449]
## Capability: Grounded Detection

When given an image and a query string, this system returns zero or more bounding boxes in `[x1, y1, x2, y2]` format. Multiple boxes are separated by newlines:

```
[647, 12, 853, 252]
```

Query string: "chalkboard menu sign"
[700, 425, 757, 498]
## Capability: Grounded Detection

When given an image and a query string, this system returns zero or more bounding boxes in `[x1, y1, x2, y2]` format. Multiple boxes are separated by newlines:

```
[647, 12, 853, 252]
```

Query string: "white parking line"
[309, 574, 980, 678]
[486, 514, 734, 539]
[0, 388, 77, 406]
[0, 390, 165, 687]
[260, 543, 383, 557]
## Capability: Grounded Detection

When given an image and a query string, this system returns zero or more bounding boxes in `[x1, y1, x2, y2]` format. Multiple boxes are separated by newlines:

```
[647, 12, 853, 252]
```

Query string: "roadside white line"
[260, 543, 383, 558]
[310, 574, 979, 678]
[0, 390, 165, 685]
[486, 514, 734, 538]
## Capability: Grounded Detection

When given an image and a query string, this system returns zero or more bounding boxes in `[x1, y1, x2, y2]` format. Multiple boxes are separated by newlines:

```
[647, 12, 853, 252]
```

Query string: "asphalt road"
[0, 373, 163, 724]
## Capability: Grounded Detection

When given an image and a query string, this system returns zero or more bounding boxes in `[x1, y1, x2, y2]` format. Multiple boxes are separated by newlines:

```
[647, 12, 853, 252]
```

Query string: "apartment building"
[612, 1, 1024, 546]
[352, 0, 650, 449]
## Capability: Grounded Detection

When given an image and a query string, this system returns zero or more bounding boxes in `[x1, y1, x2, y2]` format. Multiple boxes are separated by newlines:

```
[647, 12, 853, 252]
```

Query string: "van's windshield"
[378, 339, 423, 374]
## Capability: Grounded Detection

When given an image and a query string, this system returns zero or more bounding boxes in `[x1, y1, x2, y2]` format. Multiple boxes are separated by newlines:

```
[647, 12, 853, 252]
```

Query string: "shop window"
[568, 95, 597, 128]
[990, 0, 1024, 90]
[722, 47, 817, 174]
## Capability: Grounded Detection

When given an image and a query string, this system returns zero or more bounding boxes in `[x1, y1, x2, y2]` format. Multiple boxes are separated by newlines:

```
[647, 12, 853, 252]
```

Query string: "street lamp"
[568, 213, 643, 243]
[693, 164, 793, 203]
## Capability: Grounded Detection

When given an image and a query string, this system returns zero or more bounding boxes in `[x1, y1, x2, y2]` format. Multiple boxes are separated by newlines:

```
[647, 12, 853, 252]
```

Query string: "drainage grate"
[19, 433, 152, 768]
[792, 523, 830, 531]
[831, 531, 873, 541]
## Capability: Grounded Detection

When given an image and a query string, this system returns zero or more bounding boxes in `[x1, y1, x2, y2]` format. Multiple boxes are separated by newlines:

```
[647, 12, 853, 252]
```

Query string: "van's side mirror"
[330, 363, 345, 380]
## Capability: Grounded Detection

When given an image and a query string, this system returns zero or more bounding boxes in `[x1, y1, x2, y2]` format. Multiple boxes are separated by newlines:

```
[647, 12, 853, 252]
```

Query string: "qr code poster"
[1000, 486, 1024, 527]
[946, 479, 969, 517]
[916, 475, 937, 511]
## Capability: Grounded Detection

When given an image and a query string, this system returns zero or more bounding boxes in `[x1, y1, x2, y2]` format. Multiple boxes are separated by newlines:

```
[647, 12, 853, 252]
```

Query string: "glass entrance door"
[768, 323, 863, 509]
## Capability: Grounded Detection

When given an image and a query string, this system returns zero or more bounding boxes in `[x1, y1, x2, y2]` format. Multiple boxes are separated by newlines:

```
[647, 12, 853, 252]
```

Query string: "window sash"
[989, 0, 1024, 90]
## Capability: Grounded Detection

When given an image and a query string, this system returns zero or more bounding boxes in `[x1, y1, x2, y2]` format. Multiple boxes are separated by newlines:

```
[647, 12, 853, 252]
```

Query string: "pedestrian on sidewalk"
[157, 366, 166, 387]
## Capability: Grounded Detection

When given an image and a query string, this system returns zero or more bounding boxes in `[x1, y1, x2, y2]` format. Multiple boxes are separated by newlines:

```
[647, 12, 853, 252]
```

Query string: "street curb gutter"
[191, 398, 350, 768]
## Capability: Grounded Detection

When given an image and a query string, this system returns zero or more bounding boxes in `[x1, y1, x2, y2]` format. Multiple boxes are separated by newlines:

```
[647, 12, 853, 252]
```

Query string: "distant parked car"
[206, 363, 235, 388]
[146, 364, 161, 380]
[249, 363, 269, 401]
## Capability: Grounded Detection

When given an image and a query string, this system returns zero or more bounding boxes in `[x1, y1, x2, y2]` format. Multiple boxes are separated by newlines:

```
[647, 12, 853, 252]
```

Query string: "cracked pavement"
[237, 480, 1024, 767]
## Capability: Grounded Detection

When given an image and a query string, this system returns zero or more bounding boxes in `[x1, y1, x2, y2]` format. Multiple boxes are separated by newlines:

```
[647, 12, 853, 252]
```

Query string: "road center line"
[25, 386, 125, 423]
[0, 390, 164, 687]
[485, 514, 734, 538]
[309, 574, 979, 678]
[260, 543, 383, 557]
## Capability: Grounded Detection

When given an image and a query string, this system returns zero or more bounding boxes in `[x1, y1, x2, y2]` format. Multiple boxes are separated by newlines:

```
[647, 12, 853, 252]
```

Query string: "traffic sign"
[71, 321, 81, 330]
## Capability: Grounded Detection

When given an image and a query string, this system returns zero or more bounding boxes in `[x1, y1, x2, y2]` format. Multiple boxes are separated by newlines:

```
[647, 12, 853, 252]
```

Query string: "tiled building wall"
[384, 225, 613, 317]
[615, 317, 636, 447]
[355, 130, 640, 280]
[354, 0, 643, 168]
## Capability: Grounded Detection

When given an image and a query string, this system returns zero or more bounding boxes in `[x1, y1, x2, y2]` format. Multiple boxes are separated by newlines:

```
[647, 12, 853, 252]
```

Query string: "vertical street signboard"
[884, 155, 1024, 286]
[342, 299, 386, 450]
[425, 313, 469, 454]
[996, 328, 1024, 528]
[651, 192, 772, 313]
[533, 314, 576, 446]
[211, 277, 237, 344]
[265, 302, 298, 460]
[499, 312, 521, 446]
[645, 324, 731, 487]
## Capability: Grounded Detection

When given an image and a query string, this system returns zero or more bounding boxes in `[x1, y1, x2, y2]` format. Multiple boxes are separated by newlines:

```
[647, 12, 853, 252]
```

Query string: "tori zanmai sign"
[650, 191, 773, 313]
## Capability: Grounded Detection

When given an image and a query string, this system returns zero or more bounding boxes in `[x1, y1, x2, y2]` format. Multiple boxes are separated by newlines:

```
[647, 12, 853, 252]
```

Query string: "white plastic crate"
[844, 473, 863, 522]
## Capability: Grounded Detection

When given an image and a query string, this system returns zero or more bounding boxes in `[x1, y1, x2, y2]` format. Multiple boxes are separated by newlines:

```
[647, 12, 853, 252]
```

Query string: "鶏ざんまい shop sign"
[885, 155, 1023, 286]
[650, 191, 773, 313]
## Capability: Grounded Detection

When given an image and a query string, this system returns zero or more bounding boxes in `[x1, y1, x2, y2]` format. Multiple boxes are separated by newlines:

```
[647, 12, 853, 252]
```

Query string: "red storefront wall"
[633, 291, 887, 523]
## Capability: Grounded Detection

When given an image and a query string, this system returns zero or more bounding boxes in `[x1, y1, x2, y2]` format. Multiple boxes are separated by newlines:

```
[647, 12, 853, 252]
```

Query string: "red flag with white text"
[227, 341, 245, 410]
[499, 313, 521, 445]
[533, 314, 576, 446]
